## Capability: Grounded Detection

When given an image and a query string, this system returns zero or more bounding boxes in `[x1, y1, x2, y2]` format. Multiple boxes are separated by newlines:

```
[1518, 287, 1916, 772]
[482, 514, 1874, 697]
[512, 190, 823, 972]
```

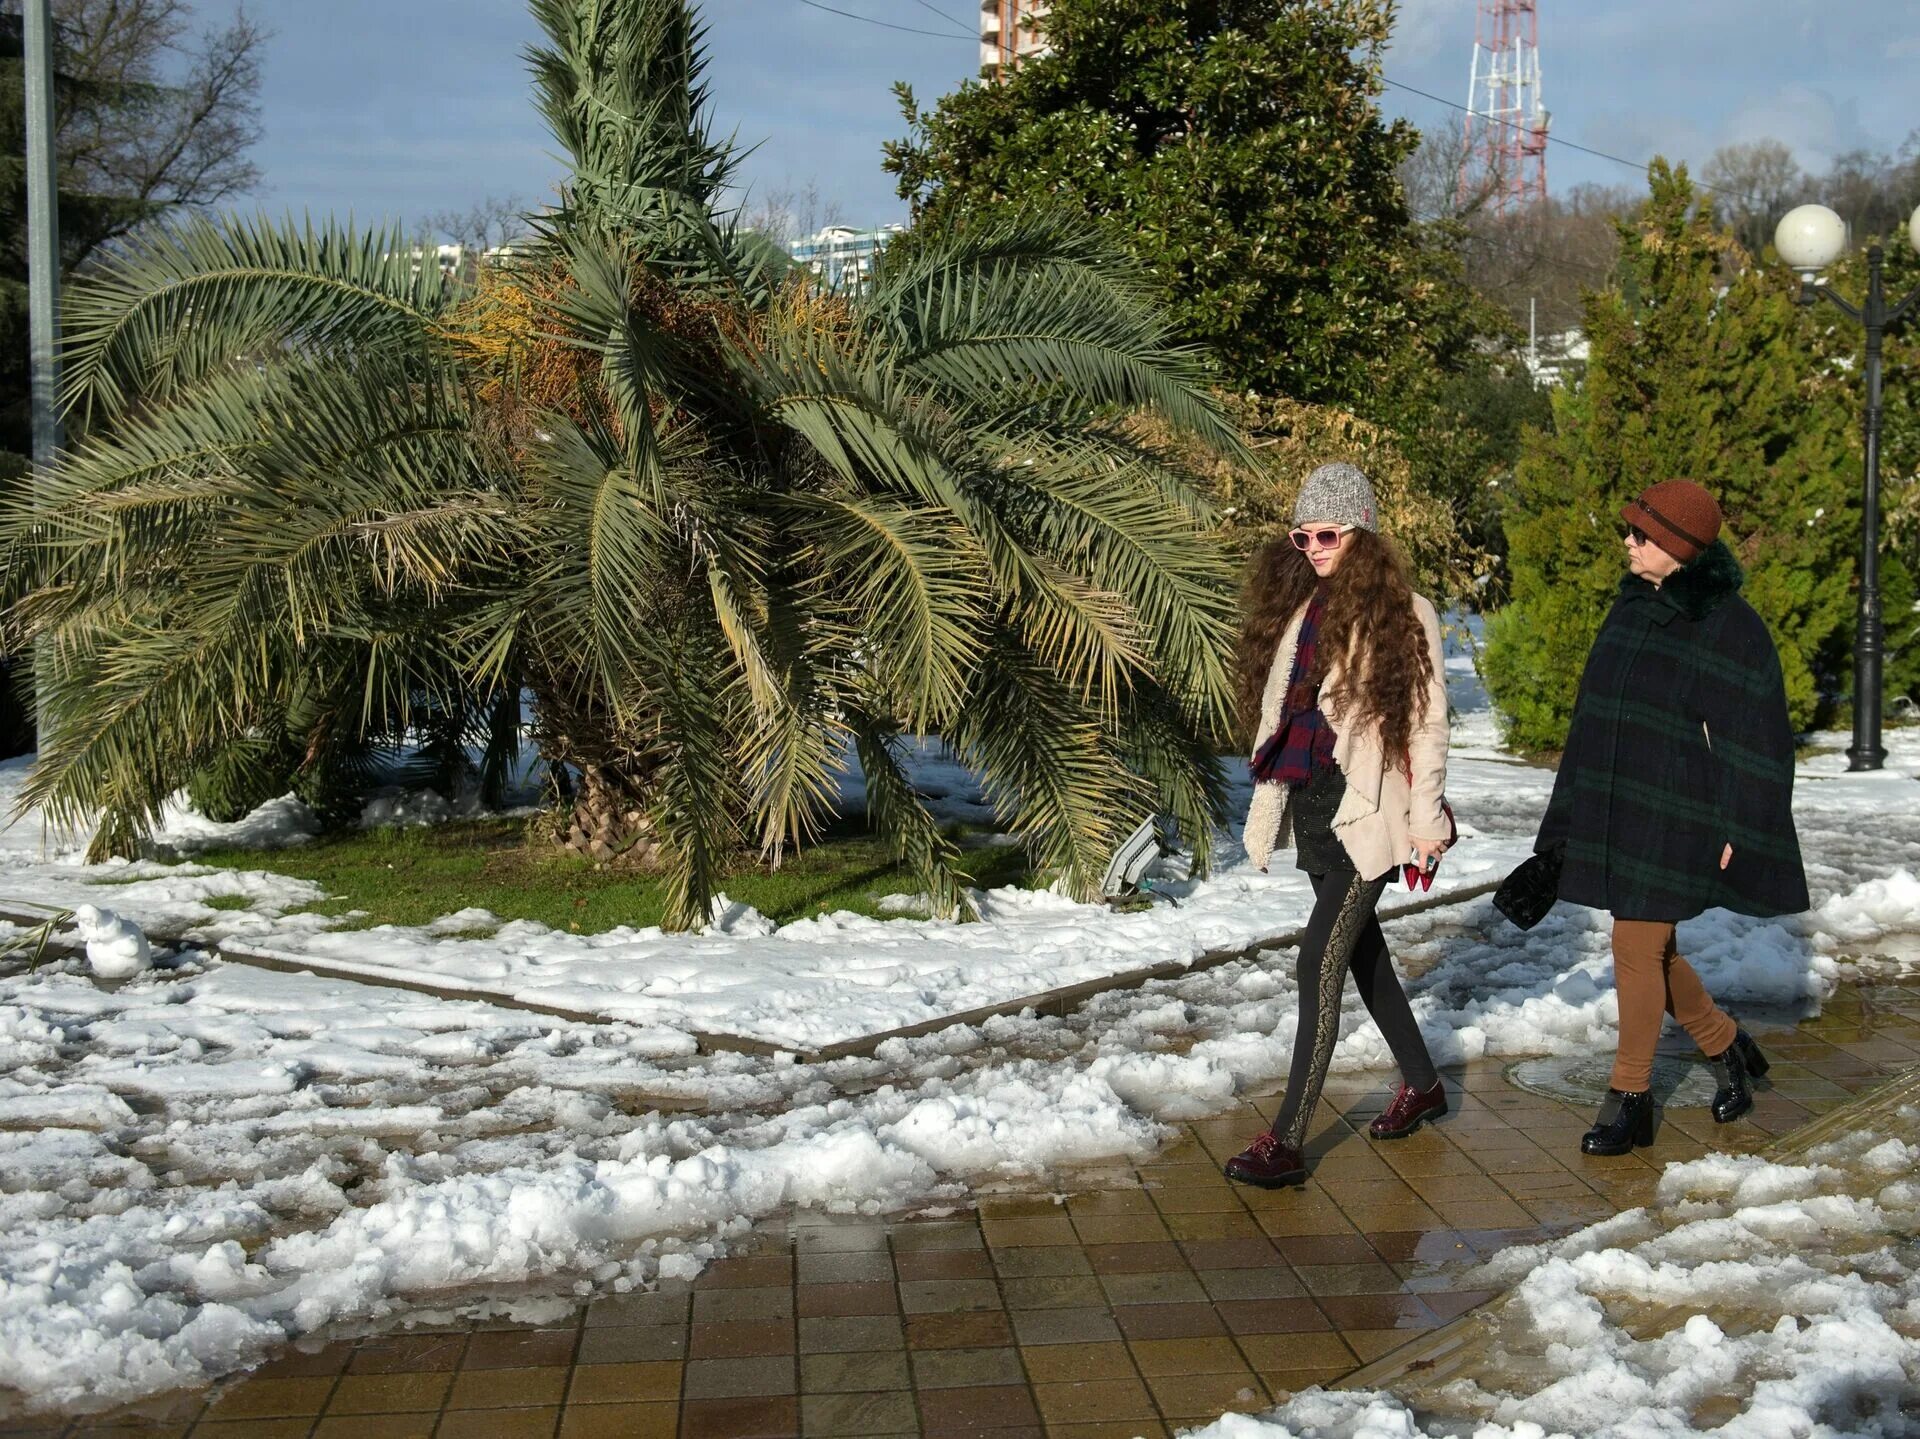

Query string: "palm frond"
[946, 633, 1147, 900]
[62, 214, 454, 425]
[525, 0, 736, 253]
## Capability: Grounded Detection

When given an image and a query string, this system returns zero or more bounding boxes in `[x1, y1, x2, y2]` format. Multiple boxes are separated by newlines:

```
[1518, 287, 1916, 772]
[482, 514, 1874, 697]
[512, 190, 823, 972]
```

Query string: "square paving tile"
[800, 1350, 913, 1393]
[798, 1282, 897, 1318]
[312, 1418, 433, 1439]
[800, 1315, 906, 1354]
[992, 1246, 1095, 1278]
[904, 1309, 1019, 1350]
[1017, 1342, 1137, 1383]
[898, 1279, 1004, 1314]
[1111, 1303, 1227, 1340]
[1029, 1377, 1157, 1425]
[584, 1292, 688, 1328]
[695, 1285, 794, 1323]
[894, 1249, 995, 1281]
[555, 1401, 678, 1439]
[564, 1360, 682, 1405]
[915, 1381, 1041, 1430]
[1071, 1214, 1174, 1245]
[1007, 1308, 1123, 1347]
[1213, 1298, 1333, 1335]
[1000, 1275, 1107, 1310]
[682, 1355, 797, 1401]
[437, 1406, 561, 1439]
[345, 1334, 464, 1374]
[324, 1370, 453, 1415]
[891, 1221, 986, 1253]
[680, 1394, 800, 1438]
[698, 1255, 793, 1289]
[1235, 1330, 1356, 1371]
[689, 1320, 795, 1358]
[1127, 1336, 1247, 1376]
[463, 1328, 579, 1370]
[577, 1324, 686, 1364]
[799, 1389, 919, 1435]
[1316, 1293, 1441, 1331]
[1145, 1370, 1267, 1419]
[982, 1217, 1079, 1247]
[1097, 1270, 1209, 1306]
[199, 1376, 335, 1421]
[445, 1365, 568, 1409]
[910, 1346, 1025, 1388]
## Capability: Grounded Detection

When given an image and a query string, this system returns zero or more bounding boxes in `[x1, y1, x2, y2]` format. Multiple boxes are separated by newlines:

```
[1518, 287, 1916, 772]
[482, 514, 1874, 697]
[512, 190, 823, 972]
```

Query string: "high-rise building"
[787, 224, 905, 292]
[980, 0, 1048, 79]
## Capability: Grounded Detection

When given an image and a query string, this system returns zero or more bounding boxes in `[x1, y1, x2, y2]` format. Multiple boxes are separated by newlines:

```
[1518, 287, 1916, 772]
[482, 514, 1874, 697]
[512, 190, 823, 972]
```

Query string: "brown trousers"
[1610, 919, 1738, 1092]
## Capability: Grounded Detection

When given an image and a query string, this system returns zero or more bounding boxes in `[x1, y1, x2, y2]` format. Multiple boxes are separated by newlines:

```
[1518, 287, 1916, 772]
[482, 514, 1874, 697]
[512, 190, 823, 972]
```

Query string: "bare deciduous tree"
[1399, 114, 1505, 224]
[35, 0, 267, 266]
[737, 179, 843, 249]
[421, 196, 533, 281]
[1702, 139, 1805, 257]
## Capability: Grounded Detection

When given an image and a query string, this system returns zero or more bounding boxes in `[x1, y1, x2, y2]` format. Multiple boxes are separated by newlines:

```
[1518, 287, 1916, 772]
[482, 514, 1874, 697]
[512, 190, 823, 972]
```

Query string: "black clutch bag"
[1494, 844, 1564, 931]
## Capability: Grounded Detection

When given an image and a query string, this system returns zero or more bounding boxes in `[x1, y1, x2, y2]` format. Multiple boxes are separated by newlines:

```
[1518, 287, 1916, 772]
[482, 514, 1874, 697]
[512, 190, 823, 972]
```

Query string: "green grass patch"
[201, 894, 254, 912]
[190, 814, 1034, 936]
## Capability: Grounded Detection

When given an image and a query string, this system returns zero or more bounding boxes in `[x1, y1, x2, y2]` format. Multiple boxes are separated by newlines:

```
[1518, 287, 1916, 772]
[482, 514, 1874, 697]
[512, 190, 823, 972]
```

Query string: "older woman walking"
[1224, 463, 1453, 1189]
[1534, 479, 1809, 1156]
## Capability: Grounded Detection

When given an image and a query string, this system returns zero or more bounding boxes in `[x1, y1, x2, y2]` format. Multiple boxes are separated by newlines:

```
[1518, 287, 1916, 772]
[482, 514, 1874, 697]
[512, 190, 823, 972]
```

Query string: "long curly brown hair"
[1235, 530, 1436, 765]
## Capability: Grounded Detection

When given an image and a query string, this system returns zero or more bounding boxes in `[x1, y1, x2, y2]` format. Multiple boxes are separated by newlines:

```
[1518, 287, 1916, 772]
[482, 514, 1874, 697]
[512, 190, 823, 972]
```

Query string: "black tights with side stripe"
[1267, 869, 1439, 1150]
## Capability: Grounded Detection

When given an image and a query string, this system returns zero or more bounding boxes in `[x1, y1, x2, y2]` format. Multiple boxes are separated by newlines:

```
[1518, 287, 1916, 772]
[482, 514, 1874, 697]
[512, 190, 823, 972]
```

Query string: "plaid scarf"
[1252, 589, 1336, 787]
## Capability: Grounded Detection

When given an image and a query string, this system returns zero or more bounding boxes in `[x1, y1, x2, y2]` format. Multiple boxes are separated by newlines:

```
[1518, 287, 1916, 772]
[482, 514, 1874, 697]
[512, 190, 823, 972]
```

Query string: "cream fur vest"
[1241, 593, 1451, 880]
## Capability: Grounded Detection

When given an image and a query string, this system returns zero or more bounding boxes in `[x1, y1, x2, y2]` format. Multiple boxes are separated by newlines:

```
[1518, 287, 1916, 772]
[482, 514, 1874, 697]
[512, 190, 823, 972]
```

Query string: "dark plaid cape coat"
[1536, 541, 1810, 923]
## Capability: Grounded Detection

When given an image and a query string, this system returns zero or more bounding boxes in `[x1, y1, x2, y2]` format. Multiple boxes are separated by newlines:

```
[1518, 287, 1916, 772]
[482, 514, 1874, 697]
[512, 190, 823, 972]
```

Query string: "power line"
[1379, 76, 1728, 196]
[907, 0, 977, 39]
[791, 0, 1721, 202]
[793, 0, 971, 41]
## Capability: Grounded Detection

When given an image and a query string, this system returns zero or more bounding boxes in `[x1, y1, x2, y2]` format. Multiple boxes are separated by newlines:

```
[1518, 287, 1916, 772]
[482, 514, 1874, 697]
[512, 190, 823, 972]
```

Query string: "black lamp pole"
[1801, 244, 1920, 772]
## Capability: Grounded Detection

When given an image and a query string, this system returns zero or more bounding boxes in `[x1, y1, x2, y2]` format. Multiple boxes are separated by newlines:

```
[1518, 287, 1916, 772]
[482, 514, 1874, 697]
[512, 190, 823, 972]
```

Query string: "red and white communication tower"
[1458, 0, 1549, 214]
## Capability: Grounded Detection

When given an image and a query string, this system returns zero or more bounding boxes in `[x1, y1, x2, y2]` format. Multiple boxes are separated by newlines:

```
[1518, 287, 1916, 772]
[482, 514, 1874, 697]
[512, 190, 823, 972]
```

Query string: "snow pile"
[1182, 1116, 1920, 1439]
[0, 959, 1167, 1414]
[69, 905, 151, 980]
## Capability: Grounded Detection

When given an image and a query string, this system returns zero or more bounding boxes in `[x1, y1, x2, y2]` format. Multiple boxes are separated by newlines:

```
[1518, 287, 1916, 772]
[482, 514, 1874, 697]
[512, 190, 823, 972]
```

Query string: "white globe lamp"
[1773, 203, 1848, 279]
[1909, 203, 1920, 257]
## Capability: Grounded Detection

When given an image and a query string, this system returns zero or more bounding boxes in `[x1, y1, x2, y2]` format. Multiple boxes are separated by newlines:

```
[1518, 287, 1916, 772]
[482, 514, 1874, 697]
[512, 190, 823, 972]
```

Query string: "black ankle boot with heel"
[1580, 1088, 1655, 1156]
[1708, 1029, 1769, 1124]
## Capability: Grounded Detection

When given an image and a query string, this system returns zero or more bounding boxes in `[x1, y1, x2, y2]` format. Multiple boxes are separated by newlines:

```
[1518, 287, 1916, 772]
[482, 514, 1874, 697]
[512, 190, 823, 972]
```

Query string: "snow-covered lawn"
[2, 675, 1919, 1415]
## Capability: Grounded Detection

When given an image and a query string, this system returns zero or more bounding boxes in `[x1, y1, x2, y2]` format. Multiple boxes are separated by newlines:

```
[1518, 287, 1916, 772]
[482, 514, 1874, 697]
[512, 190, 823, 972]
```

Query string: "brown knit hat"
[1621, 480, 1723, 563]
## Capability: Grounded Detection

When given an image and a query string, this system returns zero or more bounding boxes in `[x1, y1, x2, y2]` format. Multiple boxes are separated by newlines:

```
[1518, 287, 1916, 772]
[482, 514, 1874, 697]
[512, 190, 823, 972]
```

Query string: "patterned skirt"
[1289, 763, 1353, 876]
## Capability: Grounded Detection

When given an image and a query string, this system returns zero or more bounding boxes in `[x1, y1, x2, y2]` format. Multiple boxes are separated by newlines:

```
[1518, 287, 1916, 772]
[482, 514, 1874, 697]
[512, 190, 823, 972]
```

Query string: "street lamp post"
[1773, 202, 1920, 773]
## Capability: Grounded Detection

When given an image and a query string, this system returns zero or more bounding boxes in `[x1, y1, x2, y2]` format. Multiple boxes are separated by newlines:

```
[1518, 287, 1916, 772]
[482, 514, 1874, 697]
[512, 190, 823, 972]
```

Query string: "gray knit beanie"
[1292, 462, 1379, 533]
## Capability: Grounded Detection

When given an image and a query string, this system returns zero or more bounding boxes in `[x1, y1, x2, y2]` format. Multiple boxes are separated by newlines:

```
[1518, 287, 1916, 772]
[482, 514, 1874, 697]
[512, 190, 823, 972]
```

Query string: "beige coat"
[1242, 593, 1451, 879]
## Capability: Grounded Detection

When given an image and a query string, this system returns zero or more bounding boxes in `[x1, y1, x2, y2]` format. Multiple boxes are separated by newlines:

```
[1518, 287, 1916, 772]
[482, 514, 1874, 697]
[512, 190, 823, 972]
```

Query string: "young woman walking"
[1224, 463, 1453, 1189]
[1532, 479, 1808, 1156]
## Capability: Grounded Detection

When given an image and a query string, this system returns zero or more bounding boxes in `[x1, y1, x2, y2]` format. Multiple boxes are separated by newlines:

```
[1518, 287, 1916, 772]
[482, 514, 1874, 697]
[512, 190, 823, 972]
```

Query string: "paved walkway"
[18, 980, 1920, 1439]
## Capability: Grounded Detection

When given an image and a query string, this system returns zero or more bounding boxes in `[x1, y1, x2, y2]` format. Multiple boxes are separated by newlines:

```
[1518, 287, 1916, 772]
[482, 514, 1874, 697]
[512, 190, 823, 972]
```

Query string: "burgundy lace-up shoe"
[1223, 1131, 1307, 1189]
[1368, 1080, 1447, 1140]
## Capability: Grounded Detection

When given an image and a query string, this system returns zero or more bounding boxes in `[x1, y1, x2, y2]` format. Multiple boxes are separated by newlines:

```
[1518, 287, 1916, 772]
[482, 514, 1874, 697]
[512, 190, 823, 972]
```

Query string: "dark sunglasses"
[1289, 525, 1353, 551]
[1624, 524, 1650, 546]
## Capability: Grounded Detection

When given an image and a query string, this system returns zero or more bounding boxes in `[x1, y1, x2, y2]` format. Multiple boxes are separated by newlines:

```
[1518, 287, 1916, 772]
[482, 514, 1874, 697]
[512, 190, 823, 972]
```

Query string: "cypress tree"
[1484, 162, 1856, 748]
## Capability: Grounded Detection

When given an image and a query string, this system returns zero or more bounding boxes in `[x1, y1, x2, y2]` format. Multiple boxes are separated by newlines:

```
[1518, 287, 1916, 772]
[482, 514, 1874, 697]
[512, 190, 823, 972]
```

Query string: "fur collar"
[1663, 539, 1744, 619]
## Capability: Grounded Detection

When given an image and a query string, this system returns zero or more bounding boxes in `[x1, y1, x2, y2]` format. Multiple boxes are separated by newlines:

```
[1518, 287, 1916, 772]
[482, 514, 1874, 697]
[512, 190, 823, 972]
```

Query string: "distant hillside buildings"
[787, 223, 905, 292]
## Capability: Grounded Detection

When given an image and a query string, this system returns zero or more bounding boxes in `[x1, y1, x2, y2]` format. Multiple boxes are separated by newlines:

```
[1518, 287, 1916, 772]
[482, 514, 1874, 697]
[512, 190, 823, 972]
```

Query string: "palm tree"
[2, 0, 1246, 929]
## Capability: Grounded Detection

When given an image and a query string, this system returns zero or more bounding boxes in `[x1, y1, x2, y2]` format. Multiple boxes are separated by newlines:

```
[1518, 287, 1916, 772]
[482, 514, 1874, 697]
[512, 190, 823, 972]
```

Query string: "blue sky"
[201, 0, 1920, 231]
